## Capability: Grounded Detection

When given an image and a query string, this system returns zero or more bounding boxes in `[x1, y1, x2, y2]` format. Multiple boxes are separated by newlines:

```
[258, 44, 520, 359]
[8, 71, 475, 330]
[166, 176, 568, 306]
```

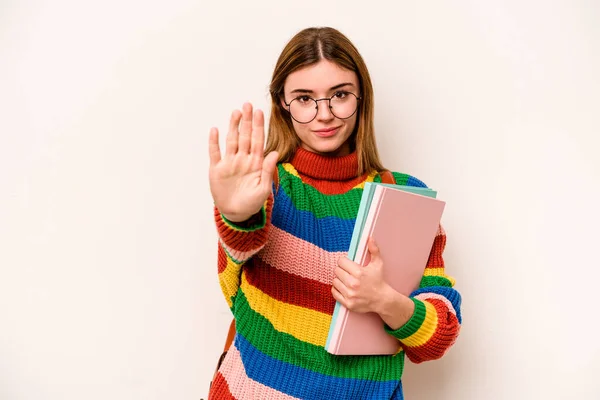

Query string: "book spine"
[332, 186, 385, 354]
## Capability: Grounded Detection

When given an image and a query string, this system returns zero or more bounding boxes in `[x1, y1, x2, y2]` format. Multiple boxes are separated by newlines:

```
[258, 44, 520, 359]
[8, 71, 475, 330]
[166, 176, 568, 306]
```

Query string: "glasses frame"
[283, 91, 362, 124]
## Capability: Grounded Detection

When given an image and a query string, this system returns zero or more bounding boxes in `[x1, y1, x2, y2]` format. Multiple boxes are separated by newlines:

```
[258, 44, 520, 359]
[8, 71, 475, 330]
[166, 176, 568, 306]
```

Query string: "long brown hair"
[265, 27, 384, 176]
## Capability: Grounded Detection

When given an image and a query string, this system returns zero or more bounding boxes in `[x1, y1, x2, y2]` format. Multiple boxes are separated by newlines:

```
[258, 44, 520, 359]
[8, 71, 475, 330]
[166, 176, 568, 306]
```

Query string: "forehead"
[284, 59, 358, 92]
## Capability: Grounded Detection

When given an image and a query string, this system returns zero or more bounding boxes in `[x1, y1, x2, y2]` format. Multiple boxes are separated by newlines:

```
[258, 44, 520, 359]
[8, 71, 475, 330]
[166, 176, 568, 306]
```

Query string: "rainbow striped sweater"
[209, 148, 462, 400]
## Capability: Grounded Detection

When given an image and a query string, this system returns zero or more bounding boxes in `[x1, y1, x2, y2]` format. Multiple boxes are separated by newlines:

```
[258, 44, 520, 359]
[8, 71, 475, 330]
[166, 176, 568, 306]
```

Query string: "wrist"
[221, 212, 254, 223]
[376, 285, 415, 331]
[221, 208, 267, 230]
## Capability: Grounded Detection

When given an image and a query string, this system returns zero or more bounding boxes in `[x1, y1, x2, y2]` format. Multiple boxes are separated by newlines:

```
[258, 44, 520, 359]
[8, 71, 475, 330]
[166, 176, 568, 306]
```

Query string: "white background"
[1, 0, 599, 399]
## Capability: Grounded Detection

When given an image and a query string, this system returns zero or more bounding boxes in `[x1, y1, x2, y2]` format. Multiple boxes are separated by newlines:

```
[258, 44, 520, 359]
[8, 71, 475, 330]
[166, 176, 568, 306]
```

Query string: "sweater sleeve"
[214, 194, 274, 309]
[384, 224, 462, 363]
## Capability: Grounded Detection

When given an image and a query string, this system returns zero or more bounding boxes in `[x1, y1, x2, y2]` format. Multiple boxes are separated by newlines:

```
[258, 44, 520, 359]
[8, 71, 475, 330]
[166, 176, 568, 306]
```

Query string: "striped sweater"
[209, 147, 462, 400]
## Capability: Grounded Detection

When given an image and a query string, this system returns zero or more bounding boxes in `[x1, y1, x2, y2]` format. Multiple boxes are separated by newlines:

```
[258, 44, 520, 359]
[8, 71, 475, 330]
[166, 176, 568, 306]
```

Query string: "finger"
[226, 110, 242, 156]
[238, 103, 253, 154]
[332, 278, 349, 300]
[337, 256, 361, 277]
[250, 109, 265, 157]
[208, 127, 221, 166]
[331, 286, 347, 306]
[260, 151, 279, 190]
[334, 265, 356, 289]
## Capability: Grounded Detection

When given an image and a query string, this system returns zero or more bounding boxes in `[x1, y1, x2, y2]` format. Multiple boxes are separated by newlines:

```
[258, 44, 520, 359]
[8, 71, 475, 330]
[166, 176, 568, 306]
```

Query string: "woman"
[207, 26, 462, 400]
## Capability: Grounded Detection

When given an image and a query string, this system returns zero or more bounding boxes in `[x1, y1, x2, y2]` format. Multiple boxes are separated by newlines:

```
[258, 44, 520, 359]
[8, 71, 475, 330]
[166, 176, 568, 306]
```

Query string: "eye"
[333, 91, 348, 99]
[296, 95, 312, 104]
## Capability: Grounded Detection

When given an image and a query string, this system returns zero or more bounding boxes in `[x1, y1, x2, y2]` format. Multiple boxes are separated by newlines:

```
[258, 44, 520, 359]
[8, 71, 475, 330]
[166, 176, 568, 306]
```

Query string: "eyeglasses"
[283, 91, 361, 124]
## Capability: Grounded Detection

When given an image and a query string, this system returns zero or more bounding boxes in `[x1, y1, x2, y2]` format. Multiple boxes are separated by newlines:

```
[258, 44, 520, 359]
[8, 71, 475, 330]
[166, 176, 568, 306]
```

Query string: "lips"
[313, 126, 340, 138]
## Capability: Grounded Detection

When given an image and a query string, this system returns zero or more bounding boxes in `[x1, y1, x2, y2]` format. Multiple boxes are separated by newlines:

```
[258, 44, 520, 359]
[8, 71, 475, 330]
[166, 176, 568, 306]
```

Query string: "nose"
[315, 99, 334, 121]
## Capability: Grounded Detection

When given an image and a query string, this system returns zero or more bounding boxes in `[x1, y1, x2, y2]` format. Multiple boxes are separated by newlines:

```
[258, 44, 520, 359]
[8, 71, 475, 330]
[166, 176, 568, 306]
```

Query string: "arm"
[333, 225, 461, 362]
[208, 102, 279, 309]
[383, 224, 462, 363]
[215, 195, 273, 309]
[334, 229, 462, 362]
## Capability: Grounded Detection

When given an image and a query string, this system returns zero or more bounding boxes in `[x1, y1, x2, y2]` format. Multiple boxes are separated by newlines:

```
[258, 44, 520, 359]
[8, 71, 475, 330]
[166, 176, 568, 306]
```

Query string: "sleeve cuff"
[214, 196, 273, 254]
[384, 298, 427, 340]
[220, 207, 267, 232]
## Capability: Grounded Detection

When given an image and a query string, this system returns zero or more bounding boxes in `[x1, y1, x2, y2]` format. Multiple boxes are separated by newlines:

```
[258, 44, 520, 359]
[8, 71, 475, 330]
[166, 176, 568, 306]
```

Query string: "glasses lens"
[289, 98, 317, 123]
[330, 92, 358, 119]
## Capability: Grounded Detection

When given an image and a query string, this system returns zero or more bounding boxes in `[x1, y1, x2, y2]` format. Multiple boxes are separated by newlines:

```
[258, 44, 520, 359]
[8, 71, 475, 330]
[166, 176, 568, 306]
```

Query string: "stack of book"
[325, 182, 445, 355]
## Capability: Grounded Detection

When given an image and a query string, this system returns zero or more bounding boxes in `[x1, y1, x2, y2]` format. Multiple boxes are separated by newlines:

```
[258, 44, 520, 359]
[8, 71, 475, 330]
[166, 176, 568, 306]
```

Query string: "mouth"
[313, 126, 341, 138]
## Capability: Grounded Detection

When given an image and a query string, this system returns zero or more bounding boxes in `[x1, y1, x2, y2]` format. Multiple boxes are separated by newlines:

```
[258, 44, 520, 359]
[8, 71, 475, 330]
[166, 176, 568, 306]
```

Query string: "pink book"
[326, 184, 445, 355]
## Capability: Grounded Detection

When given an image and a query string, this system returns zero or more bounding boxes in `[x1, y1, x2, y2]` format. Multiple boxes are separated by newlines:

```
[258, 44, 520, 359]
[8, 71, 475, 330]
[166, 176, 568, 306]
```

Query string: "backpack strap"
[211, 319, 236, 387]
[223, 320, 236, 354]
[379, 170, 395, 184]
[273, 167, 279, 192]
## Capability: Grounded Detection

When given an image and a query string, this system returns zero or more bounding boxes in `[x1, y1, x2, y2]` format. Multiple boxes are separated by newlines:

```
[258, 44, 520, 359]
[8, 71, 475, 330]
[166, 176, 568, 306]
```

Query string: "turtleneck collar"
[289, 147, 359, 181]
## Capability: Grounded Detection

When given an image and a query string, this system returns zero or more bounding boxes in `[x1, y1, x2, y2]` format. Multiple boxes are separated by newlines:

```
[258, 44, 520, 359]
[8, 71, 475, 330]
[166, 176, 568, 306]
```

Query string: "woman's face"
[282, 59, 360, 157]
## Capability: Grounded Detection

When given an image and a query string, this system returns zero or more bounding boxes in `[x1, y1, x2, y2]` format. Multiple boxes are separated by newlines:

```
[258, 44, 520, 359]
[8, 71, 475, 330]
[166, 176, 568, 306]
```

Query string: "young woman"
[207, 26, 462, 400]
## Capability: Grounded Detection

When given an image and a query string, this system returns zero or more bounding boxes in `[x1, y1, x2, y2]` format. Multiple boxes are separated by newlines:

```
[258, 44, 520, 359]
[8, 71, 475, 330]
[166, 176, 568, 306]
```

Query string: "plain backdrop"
[1, 0, 599, 399]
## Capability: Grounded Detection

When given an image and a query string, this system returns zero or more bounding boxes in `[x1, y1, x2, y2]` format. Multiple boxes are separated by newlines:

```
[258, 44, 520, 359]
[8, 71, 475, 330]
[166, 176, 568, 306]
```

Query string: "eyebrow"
[290, 82, 356, 94]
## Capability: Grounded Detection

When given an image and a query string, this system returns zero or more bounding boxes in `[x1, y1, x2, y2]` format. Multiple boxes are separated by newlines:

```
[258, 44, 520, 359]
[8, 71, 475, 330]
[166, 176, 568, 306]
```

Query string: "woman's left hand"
[332, 237, 389, 314]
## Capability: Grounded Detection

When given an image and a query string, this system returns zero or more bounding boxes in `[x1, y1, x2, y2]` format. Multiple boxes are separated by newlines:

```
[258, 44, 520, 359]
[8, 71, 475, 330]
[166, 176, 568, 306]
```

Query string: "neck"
[290, 147, 359, 181]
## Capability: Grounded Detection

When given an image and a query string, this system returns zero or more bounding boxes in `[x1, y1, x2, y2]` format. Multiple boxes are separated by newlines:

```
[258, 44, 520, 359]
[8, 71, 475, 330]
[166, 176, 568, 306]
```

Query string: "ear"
[280, 95, 288, 110]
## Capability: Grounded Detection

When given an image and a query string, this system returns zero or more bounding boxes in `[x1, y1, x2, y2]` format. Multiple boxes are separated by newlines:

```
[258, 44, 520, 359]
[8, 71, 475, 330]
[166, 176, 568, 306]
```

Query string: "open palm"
[208, 103, 279, 222]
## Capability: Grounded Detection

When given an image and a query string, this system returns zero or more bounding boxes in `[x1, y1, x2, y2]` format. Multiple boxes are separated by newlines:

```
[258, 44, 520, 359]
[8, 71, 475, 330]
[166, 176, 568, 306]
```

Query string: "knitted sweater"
[208, 148, 462, 400]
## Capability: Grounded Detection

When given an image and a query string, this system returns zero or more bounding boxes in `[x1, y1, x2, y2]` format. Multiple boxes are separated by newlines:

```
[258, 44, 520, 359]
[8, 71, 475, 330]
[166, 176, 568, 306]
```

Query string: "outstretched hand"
[208, 103, 279, 222]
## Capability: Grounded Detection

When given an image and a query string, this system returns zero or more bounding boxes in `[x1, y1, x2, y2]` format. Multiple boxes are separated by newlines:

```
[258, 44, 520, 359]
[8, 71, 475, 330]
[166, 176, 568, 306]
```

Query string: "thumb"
[367, 237, 381, 260]
[261, 151, 279, 189]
